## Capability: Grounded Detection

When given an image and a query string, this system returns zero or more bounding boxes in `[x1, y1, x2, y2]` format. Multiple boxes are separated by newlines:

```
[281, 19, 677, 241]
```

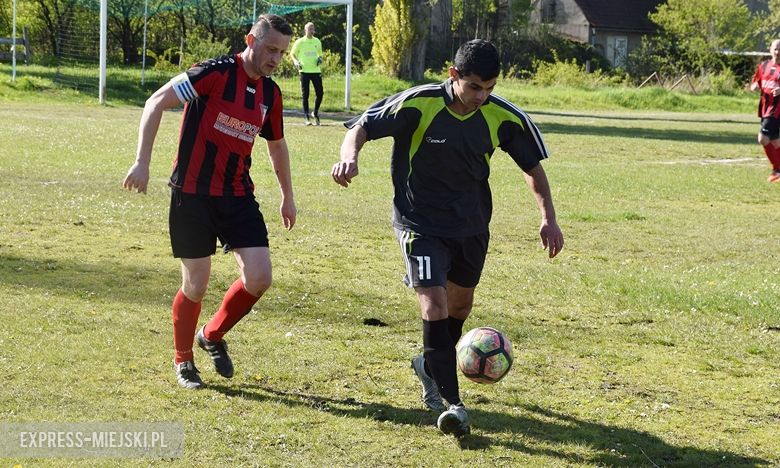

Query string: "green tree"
[650, 0, 757, 74]
[757, 0, 780, 47]
[369, 0, 414, 77]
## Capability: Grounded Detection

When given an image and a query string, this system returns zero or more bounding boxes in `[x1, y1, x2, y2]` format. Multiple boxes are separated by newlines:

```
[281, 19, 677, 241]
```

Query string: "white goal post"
[297, 0, 353, 110]
[98, 0, 354, 108]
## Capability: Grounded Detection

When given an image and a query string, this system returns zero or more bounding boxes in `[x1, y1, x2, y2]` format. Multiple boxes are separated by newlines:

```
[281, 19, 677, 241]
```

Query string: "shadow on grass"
[537, 121, 752, 145]
[0, 254, 178, 306]
[532, 110, 755, 126]
[209, 383, 767, 466]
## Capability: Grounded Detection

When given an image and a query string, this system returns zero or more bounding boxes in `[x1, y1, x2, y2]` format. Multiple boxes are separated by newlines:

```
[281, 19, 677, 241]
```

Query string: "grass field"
[0, 96, 779, 466]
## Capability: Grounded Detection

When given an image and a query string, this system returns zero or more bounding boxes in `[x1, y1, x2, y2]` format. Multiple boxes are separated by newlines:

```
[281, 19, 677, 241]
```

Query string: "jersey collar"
[442, 79, 455, 107]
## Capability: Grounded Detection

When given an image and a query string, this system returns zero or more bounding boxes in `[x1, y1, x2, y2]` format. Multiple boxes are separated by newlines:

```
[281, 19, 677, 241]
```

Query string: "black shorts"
[761, 117, 780, 140]
[394, 228, 489, 288]
[169, 190, 269, 258]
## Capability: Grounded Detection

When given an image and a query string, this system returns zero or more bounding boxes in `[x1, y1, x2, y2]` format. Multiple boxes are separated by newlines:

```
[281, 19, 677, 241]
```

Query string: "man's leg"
[174, 257, 211, 363]
[203, 247, 271, 341]
[197, 247, 271, 378]
[758, 120, 780, 181]
[446, 281, 474, 343]
[300, 74, 311, 123]
[173, 257, 211, 389]
[312, 73, 323, 124]
[417, 286, 463, 407]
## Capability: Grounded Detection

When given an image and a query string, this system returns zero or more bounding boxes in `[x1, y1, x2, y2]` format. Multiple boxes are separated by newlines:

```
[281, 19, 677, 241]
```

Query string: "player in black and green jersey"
[331, 39, 564, 437]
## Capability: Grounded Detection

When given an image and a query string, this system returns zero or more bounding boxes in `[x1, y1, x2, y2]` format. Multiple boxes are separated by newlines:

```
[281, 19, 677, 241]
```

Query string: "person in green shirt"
[289, 22, 323, 126]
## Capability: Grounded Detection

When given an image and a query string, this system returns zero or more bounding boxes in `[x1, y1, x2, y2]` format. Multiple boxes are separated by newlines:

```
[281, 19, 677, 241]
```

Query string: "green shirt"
[345, 79, 549, 237]
[290, 36, 322, 73]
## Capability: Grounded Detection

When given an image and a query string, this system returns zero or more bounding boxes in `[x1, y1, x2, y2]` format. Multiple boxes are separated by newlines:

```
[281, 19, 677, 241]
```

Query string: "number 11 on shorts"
[415, 255, 431, 280]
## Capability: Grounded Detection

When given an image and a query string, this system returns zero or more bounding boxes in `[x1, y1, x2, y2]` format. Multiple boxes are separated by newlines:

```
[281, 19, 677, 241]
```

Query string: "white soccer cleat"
[410, 355, 446, 412]
[437, 404, 470, 437]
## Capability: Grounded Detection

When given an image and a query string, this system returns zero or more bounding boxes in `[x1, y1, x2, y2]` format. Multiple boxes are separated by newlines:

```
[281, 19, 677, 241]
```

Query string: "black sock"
[422, 318, 462, 406]
[447, 317, 466, 344]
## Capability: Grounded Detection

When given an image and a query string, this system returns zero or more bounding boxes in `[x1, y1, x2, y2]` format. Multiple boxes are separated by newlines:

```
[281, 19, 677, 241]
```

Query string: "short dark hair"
[453, 39, 500, 81]
[250, 14, 293, 39]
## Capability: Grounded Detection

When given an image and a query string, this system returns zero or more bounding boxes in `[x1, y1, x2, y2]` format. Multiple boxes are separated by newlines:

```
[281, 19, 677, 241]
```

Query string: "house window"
[541, 0, 556, 23]
[607, 35, 628, 68]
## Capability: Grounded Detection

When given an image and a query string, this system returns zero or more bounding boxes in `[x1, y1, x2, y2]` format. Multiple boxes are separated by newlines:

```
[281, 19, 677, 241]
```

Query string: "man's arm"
[523, 163, 564, 258]
[123, 83, 182, 194]
[289, 40, 301, 69]
[331, 125, 367, 187]
[266, 138, 297, 230]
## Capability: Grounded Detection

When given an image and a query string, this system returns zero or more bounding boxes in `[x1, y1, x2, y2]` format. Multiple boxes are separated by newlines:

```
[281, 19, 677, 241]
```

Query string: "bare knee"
[759, 133, 770, 146]
[182, 277, 208, 302]
[180, 258, 211, 302]
[242, 271, 272, 297]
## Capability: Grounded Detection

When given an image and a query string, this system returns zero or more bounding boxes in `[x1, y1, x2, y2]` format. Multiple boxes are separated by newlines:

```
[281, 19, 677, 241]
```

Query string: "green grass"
[0, 96, 778, 466]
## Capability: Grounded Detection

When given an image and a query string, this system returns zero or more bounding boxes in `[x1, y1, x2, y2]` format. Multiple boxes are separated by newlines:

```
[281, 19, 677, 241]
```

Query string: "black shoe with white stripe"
[174, 360, 204, 389]
[197, 326, 234, 378]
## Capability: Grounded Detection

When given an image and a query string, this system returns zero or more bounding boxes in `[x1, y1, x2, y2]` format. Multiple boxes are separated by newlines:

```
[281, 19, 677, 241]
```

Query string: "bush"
[183, 35, 231, 66]
[531, 52, 607, 88]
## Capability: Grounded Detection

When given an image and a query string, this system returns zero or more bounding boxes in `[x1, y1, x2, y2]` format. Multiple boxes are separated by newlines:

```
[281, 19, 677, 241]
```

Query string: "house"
[531, 0, 666, 68]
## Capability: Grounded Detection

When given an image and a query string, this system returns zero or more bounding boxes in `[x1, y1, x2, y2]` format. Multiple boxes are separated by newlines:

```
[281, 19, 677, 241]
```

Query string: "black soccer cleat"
[174, 360, 204, 389]
[196, 326, 234, 378]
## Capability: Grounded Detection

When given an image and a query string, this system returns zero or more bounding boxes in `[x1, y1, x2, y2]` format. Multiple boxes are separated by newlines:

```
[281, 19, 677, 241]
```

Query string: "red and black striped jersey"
[752, 60, 780, 119]
[168, 53, 284, 196]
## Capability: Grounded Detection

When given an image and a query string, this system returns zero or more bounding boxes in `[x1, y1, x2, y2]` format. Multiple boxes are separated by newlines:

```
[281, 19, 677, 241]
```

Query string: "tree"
[30, 0, 78, 56]
[650, 0, 758, 74]
[370, 0, 415, 77]
[757, 0, 780, 47]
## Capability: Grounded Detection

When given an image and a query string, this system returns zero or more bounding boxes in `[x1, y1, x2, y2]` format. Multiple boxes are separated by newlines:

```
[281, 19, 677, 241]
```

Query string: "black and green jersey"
[345, 79, 548, 237]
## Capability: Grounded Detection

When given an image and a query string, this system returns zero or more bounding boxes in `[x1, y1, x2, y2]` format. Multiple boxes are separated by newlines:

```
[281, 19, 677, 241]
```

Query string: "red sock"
[203, 279, 260, 342]
[771, 145, 780, 171]
[172, 289, 202, 364]
[762, 144, 780, 170]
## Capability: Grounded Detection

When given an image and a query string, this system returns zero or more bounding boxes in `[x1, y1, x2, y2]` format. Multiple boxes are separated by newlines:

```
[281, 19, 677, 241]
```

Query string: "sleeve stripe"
[170, 72, 198, 103]
[356, 83, 441, 126]
[491, 94, 550, 158]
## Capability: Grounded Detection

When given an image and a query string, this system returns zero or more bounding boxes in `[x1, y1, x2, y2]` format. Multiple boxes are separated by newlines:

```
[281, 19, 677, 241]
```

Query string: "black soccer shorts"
[394, 228, 489, 289]
[169, 190, 269, 259]
[760, 117, 780, 140]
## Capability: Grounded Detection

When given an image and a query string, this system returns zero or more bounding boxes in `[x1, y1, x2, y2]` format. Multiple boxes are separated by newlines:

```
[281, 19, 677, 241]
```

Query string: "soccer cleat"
[312, 112, 320, 126]
[437, 404, 470, 437]
[197, 326, 234, 378]
[174, 360, 204, 389]
[304, 115, 312, 126]
[410, 355, 446, 412]
[769, 171, 780, 183]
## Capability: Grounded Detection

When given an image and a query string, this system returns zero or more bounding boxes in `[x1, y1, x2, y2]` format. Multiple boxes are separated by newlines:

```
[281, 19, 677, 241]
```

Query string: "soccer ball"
[455, 327, 513, 384]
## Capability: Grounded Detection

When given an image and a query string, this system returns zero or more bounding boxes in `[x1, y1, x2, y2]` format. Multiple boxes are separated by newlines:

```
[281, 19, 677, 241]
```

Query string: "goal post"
[294, 0, 353, 110]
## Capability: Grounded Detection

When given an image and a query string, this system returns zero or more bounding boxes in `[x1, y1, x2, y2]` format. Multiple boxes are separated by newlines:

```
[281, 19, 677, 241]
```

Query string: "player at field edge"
[750, 38, 780, 183]
[331, 39, 564, 437]
[122, 14, 296, 389]
[289, 22, 324, 126]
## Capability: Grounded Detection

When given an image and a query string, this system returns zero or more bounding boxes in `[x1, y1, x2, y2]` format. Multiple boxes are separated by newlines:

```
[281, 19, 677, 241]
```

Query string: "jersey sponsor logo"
[214, 111, 261, 143]
[425, 136, 447, 144]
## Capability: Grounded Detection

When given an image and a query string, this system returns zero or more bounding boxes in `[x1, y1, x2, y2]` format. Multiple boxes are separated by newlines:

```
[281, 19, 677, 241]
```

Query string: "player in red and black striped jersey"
[123, 15, 296, 389]
[751, 39, 780, 182]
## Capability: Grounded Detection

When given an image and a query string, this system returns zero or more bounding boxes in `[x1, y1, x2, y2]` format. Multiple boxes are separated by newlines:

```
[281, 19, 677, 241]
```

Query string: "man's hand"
[316, 56, 323, 66]
[539, 219, 564, 258]
[331, 160, 359, 187]
[280, 198, 297, 230]
[123, 162, 151, 194]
